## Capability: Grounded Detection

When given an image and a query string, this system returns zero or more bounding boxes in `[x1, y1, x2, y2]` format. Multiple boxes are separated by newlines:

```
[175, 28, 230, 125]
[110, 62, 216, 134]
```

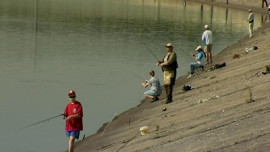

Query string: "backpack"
[183, 85, 192, 91]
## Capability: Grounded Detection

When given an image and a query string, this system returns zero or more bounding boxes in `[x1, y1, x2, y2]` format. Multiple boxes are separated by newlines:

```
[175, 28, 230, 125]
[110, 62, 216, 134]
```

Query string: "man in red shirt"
[64, 90, 83, 152]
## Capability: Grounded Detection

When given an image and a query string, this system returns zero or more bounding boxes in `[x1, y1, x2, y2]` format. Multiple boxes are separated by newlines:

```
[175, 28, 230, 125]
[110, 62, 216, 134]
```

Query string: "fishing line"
[100, 113, 118, 137]
[21, 113, 64, 129]
[88, 112, 118, 152]
[126, 69, 146, 82]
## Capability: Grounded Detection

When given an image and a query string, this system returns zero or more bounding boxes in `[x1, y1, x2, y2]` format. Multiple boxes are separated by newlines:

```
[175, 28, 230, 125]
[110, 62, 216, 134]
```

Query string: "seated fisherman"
[141, 70, 162, 102]
[187, 46, 206, 78]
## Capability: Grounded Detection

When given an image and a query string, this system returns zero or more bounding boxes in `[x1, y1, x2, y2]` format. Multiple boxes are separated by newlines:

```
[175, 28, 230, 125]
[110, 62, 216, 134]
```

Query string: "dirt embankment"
[74, 1, 270, 152]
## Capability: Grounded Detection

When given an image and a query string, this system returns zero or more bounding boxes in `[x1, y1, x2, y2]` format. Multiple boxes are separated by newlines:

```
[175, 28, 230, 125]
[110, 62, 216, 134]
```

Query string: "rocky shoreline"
[74, 1, 270, 152]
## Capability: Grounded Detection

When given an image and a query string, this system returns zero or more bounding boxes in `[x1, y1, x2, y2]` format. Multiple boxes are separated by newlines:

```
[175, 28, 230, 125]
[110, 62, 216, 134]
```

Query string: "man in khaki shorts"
[247, 9, 254, 38]
[202, 25, 213, 64]
[158, 43, 178, 104]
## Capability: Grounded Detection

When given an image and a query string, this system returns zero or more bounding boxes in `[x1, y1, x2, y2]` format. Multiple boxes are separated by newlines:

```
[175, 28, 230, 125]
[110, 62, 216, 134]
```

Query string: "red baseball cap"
[68, 90, 76, 98]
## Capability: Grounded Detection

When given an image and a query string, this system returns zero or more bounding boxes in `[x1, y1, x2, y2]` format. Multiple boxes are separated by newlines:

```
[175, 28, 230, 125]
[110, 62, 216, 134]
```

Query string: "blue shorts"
[66, 131, 80, 139]
[144, 90, 159, 96]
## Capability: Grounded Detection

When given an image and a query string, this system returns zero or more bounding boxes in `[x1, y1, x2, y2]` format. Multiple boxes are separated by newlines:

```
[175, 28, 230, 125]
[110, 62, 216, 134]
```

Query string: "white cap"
[204, 25, 209, 29]
[165, 43, 173, 47]
[195, 46, 202, 51]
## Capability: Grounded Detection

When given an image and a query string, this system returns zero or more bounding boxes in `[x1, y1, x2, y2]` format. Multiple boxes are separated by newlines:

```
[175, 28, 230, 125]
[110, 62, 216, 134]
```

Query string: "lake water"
[0, 0, 266, 151]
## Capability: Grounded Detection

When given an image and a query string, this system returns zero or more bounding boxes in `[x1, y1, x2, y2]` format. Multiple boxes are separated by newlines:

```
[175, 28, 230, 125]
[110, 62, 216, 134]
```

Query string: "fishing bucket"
[140, 126, 149, 135]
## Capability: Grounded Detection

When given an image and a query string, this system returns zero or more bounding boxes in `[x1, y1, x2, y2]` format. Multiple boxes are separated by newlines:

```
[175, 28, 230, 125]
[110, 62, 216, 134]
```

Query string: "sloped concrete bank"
[74, 1, 270, 152]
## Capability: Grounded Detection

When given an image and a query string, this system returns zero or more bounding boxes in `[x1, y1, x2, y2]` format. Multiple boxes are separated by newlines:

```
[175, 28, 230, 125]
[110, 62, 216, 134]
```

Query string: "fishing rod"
[138, 28, 160, 62]
[142, 42, 160, 62]
[21, 113, 64, 129]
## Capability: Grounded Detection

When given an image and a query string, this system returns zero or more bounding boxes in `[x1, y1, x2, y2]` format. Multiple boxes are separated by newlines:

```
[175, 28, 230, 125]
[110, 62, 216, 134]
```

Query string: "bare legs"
[206, 51, 212, 63]
[204, 44, 212, 64]
[144, 94, 154, 100]
[68, 136, 75, 152]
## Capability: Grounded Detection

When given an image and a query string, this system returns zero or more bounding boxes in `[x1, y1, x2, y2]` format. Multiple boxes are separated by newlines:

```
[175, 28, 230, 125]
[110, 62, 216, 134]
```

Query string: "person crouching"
[141, 70, 162, 102]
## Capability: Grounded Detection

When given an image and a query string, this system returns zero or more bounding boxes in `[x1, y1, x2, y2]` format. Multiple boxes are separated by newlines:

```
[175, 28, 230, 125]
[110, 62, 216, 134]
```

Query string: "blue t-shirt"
[196, 51, 206, 65]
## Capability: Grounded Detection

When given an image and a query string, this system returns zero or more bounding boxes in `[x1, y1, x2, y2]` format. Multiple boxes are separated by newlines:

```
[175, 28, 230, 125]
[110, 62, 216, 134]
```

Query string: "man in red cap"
[64, 90, 83, 152]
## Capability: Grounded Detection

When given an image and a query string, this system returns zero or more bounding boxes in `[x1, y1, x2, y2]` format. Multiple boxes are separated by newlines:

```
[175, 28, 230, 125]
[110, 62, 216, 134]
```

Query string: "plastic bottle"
[245, 47, 253, 52]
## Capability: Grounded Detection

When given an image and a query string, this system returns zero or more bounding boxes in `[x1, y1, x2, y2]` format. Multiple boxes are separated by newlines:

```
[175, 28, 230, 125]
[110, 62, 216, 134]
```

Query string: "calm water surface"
[0, 0, 266, 151]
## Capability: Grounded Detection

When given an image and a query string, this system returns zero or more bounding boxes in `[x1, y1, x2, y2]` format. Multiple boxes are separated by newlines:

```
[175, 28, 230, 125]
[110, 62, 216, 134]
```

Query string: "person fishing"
[141, 70, 162, 102]
[202, 25, 213, 64]
[247, 9, 254, 38]
[187, 46, 206, 78]
[64, 90, 83, 152]
[157, 43, 178, 104]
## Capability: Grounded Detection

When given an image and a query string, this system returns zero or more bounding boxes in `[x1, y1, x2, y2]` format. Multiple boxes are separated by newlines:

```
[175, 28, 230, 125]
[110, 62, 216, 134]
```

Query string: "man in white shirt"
[262, 0, 269, 8]
[247, 9, 254, 38]
[202, 25, 213, 64]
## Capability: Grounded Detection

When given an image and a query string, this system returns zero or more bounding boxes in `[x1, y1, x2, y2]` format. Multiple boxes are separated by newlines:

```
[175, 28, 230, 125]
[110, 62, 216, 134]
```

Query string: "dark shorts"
[66, 130, 80, 139]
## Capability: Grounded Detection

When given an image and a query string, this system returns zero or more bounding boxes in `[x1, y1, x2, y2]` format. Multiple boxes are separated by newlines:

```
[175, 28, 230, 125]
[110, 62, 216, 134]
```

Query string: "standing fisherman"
[64, 90, 83, 152]
[247, 9, 254, 38]
[157, 43, 178, 104]
[262, 0, 269, 8]
[202, 25, 213, 64]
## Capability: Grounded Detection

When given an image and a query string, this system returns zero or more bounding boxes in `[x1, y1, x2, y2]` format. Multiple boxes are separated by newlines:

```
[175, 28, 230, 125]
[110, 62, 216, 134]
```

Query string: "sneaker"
[151, 96, 159, 102]
[187, 74, 194, 79]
